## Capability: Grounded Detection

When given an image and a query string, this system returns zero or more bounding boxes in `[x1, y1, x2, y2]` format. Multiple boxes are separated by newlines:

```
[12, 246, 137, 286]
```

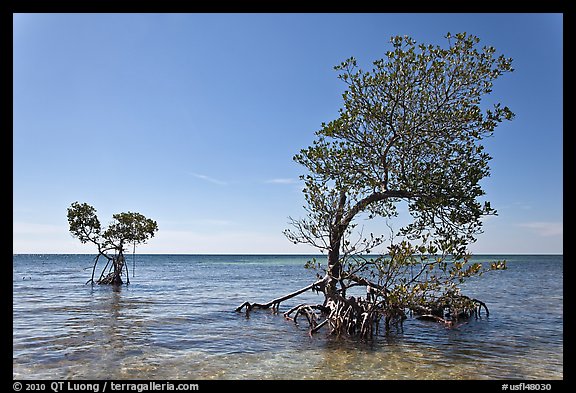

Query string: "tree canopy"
[286, 32, 514, 260]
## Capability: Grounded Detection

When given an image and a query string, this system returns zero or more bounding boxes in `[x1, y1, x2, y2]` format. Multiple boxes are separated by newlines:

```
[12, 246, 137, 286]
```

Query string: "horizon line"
[12, 252, 564, 256]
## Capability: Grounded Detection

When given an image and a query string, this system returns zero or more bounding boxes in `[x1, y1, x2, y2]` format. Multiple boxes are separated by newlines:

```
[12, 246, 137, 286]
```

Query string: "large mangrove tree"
[237, 33, 513, 338]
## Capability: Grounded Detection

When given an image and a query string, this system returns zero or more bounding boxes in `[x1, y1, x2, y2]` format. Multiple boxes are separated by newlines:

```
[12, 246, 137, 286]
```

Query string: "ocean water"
[13, 254, 563, 380]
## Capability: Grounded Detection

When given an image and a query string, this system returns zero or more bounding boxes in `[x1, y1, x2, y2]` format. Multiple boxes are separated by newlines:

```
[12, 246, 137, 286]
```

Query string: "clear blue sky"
[13, 13, 563, 254]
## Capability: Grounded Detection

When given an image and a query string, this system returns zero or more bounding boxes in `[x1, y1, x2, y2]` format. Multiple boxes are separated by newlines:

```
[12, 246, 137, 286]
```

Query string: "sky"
[12, 13, 563, 254]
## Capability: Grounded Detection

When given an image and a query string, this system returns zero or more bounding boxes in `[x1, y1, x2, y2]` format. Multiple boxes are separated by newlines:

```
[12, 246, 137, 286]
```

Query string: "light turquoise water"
[13, 254, 563, 379]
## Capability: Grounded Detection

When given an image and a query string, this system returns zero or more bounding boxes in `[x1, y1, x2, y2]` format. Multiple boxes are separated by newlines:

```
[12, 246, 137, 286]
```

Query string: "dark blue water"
[13, 254, 562, 379]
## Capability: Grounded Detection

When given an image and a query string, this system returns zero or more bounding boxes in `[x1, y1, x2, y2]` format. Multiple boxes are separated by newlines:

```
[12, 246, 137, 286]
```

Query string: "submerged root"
[411, 293, 490, 327]
[97, 272, 124, 285]
[284, 303, 332, 336]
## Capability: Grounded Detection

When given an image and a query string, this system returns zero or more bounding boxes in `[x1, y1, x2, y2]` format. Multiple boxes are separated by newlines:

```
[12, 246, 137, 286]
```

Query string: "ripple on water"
[13, 254, 563, 380]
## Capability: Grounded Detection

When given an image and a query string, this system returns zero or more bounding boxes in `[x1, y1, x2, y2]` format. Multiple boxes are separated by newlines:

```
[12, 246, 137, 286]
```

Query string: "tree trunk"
[327, 190, 347, 297]
[327, 240, 341, 297]
[98, 251, 125, 285]
[112, 252, 125, 285]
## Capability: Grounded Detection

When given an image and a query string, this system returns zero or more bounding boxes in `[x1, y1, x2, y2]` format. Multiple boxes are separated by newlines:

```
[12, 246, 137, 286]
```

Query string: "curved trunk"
[236, 188, 489, 338]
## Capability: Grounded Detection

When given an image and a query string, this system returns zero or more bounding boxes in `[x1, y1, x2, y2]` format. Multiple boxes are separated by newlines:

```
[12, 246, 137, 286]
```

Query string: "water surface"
[13, 254, 563, 379]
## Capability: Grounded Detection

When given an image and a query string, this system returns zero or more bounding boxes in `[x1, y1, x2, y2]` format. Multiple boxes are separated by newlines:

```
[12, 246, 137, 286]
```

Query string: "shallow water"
[13, 254, 563, 379]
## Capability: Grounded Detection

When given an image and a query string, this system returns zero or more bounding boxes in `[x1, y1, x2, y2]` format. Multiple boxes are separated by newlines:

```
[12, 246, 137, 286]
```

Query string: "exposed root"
[284, 303, 329, 320]
[85, 251, 127, 286]
[235, 278, 325, 315]
[470, 297, 490, 317]
[236, 275, 489, 339]
[310, 318, 330, 334]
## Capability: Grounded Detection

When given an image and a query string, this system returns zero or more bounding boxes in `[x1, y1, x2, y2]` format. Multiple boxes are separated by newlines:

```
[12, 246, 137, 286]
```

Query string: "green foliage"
[67, 202, 102, 244]
[286, 32, 514, 258]
[304, 257, 321, 270]
[344, 237, 507, 315]
[104, 212, 159, 247]
[67, 202, 158, 253]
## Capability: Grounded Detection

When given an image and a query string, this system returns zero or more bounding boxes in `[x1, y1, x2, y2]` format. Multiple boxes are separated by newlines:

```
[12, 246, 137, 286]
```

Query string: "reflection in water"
[13, 254, 563, 379]
[81, 285, 155, 378]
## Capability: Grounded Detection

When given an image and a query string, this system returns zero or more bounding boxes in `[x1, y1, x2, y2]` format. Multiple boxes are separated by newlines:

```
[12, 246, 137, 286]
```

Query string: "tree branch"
[339, 190, 415, 234]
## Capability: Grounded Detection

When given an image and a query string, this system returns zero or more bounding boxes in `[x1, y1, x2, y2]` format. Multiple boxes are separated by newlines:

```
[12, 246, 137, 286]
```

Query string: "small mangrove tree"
[67, 201, 158, 285]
